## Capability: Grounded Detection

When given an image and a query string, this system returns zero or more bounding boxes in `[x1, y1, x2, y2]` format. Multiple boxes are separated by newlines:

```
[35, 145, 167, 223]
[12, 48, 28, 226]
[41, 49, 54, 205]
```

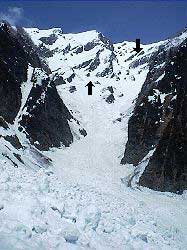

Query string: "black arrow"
[85, 81, 95, 95]
[133, 38, 143, 53]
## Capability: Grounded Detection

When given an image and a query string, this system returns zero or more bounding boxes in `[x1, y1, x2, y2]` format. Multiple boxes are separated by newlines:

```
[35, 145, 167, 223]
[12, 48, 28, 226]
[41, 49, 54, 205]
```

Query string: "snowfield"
[0, 158, 187, 250]
[0, 27, 187, 249]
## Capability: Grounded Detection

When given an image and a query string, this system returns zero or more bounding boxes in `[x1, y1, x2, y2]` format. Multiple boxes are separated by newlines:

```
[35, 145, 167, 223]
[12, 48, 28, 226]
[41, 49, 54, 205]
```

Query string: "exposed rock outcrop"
[0, 21, 75, 151]
[19, 74, 73, 150]
[121, 39, 187, 193]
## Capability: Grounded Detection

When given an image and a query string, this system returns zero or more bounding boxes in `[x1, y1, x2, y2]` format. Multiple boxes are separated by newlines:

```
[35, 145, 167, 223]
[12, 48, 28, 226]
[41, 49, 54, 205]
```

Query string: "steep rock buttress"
[121, 38, 187, 193]
[0, 21, 74, 152]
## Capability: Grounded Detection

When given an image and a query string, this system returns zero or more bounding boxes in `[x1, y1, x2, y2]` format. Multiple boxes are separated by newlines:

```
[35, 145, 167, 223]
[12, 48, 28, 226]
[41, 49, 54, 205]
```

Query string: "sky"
[0, 1, 187, 44]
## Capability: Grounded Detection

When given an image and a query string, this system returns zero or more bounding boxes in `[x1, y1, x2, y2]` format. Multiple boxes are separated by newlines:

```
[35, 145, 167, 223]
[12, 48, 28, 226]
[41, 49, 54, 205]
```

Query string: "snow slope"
[1, 159, 187, 250]
[0, 27, 187, 249]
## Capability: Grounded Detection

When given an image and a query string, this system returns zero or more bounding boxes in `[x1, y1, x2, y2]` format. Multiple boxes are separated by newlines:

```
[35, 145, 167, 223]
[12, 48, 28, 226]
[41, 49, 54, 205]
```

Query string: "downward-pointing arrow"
[133, 38, 143, 53]
[85, 81, 95, 95]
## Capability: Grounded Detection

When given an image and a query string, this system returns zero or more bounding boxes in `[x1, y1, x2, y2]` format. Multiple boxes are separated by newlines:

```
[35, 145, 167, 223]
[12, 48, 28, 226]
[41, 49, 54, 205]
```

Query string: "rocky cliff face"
[121, 38, 187, 193]
[0, 21, 76, 155]
[0, 22, 29, 123]
[19, 73, 73, 151]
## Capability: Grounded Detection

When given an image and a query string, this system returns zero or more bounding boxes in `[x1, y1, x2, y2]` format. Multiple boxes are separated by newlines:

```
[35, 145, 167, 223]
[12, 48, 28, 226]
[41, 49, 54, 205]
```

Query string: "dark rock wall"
[20, 77, 73, 151]
[121, 40, 187, 193]
[0, 22, 47, 123]
[0, 22, 27, 122]
[0, 21, 74, 150]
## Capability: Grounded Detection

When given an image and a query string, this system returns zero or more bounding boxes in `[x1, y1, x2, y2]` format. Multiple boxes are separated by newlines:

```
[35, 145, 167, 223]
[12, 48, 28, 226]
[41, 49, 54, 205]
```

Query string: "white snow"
[0, 156, 187, 249]
[155, 73, 165, 83]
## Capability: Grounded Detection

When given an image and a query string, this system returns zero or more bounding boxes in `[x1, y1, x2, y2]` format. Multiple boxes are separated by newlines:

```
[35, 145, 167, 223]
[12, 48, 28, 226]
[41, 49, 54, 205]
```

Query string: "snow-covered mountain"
[0, 21, 187, 249]
[26, 26, 187, 193]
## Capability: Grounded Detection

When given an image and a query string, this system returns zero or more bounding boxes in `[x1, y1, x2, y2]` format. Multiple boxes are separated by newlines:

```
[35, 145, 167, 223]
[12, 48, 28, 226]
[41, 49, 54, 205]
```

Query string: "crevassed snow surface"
[0, 28, 187, 249]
